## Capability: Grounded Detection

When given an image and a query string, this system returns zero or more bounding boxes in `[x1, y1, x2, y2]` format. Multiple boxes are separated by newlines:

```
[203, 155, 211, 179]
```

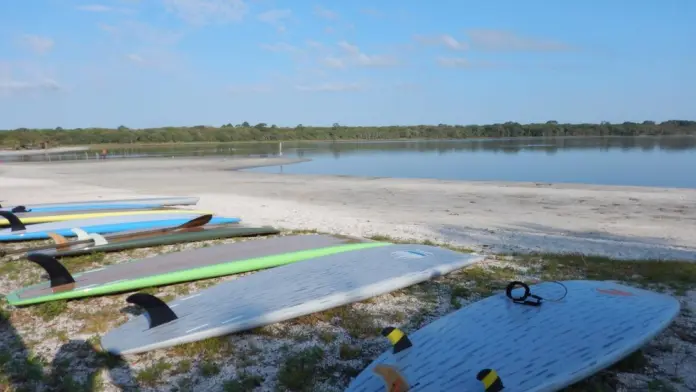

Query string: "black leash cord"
[505, 280, 568, 306]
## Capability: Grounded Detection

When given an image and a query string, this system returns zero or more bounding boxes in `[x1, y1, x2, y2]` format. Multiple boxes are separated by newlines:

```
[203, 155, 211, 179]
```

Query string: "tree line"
[1, 120, 695, 148]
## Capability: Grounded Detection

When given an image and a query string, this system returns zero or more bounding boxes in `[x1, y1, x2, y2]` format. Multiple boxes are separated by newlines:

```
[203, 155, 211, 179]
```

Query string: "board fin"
[89, 233, 108, 246]
[26, 254, 76, 290]
[47, 232, 70, 250]
[477, 368, 504, 392]
[381, 327, 412, 354]
[11, 206, 28, 213]
[126, 293, 178, 329]
[0, 211, 26, 232]
[373, 364, 411, 392]
[71, 228, 90, 240]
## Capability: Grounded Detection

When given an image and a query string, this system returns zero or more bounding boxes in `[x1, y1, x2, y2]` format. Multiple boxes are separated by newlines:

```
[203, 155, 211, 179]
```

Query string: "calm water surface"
[246, 136, 696, 189]
[7, 136, 696, 188]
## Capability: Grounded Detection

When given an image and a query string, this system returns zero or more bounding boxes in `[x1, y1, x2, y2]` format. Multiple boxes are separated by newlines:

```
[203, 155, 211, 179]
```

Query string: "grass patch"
[33, 300, 68, 321]
[60, 252, 106, 272]
[136, 359, 172, 387]
[368, 235, 474, 253]
[294, 305, 378, 339]
[277, 346, 325, 391]
[513, 253, 696, 294]
[199, 360, 221, 377]
[223, 372, 264, 392]
[338, 343, 361, 360]
[169, 336, 233, 360]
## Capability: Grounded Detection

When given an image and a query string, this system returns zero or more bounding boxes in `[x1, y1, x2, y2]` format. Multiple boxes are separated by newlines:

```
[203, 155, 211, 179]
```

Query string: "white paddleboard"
[346, 280, 680, 392]
[100, 245, 485, 355]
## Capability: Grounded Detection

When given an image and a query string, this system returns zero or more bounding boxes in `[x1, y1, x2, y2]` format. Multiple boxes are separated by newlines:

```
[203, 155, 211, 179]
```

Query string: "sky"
[0, 0, 695, 130]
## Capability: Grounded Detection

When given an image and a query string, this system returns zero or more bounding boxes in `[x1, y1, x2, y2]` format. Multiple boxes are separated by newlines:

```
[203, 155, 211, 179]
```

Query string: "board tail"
[0, 211, 26, 232]
[126, 293, 178, 329]
[381, 326, 412, 354]
[26, 254, 76, 291]
[477, 369, 504, 391]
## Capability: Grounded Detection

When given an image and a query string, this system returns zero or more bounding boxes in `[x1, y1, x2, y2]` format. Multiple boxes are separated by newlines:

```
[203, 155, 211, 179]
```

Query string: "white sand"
[2, 157, 695, 260]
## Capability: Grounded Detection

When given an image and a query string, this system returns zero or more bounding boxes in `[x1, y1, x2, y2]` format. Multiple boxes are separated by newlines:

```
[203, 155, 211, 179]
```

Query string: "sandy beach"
[3, 156, 696, 260]
[1, 156, 695, 260]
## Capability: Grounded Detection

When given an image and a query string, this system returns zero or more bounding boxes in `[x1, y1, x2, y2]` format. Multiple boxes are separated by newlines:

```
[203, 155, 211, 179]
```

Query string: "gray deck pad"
[16, 234, 358, 300]
[100, 245, 484, 355]
[0, 212, 203, 235]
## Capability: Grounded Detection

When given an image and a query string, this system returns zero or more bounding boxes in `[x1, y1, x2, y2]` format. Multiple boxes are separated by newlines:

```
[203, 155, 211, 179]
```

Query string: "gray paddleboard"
[346, 280, 680, 392]
[100, 245, 484, 355]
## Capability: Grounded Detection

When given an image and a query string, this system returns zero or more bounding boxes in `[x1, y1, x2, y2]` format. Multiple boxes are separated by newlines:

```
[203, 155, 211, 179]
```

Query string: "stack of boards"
[0, 196, 683, 391]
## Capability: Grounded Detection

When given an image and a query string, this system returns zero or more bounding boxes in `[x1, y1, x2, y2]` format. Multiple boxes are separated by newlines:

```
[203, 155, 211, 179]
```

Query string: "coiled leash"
[505, 280, 568, 306]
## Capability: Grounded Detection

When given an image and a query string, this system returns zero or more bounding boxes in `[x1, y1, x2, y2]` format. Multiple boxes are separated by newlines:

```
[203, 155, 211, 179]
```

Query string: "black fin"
[0, 211, 26, 232]
[11, 206, 28, 213]
[26, 254, 75, 287]
[126, 293, 178, 329]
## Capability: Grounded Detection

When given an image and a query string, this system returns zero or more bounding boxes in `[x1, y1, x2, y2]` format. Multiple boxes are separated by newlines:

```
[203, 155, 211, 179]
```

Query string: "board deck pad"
[0, 196, 199, 212]
[32, 226, 280, 258]
[346, 280, 681, 392]
[0, 211, 222, 241]
[6, 234, 380, 306]
[100, 245, 485, 355]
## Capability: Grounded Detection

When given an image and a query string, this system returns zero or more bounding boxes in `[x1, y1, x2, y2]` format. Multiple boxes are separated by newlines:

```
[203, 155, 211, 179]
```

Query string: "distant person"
[100, 149, 108, 160]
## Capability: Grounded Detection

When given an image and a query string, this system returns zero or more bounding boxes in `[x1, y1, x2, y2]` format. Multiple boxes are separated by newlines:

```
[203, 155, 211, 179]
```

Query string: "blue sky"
[0, 0, 694, 129]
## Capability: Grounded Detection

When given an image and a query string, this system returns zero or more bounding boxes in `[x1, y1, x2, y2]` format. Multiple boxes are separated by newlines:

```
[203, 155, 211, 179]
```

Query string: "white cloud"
[295, 82, 363, 92]
[336, 41, 398, 67]
[162, 0, 248, 25]
[414, 34, 468, 51]
[306, 40, 323, 50]
[257, 9, 291, 32]
[19, 35, 55, 55]
[0, 79, 60, 95]
[360, 8, 382, 17]
[321, 56, 345, 69]
[466, 29, 572, 52]
[126, 53, 145, 63]
[313, 5, 337, 20]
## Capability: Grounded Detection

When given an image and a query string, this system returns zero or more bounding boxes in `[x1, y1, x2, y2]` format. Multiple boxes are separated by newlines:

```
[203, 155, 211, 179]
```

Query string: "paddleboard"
[31, 225, 281, 258]
[0, 196, 199, 213]
[0, 211, 228, 242]
[346, 280, 680, 392]
[1, 208, 208, 227]
[5, 234, 384, 306]
[100, 245, 484, 355]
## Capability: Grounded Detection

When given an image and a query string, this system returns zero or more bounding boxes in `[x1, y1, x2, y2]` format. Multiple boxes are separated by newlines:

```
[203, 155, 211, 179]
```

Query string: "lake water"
[6, 136, 696, 188]
[245, 136, 696, 189]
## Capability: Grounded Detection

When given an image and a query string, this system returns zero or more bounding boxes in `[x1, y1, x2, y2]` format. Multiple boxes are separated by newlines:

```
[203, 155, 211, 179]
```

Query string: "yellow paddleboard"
[0, 209, 212, 227]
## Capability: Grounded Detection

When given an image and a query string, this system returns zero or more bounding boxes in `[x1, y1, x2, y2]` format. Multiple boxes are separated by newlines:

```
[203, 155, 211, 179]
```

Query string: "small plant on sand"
[199, 360, 221, 376]
[277, 346, 325, 391]
[170, 336, 233, 360]
[338, 343, 361, 360]
[34, 300, 68, 321]
[136, 359, 172, 387]
[223, 372, 264, 392]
